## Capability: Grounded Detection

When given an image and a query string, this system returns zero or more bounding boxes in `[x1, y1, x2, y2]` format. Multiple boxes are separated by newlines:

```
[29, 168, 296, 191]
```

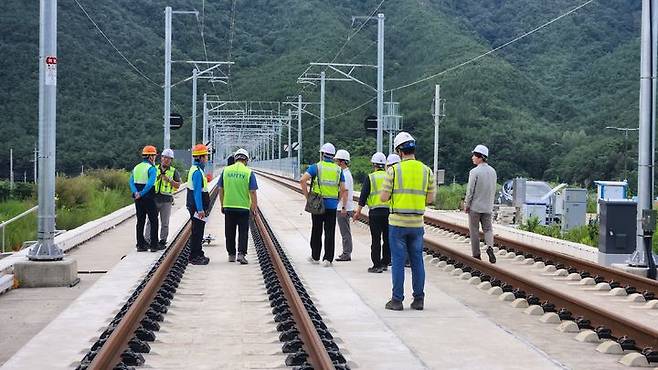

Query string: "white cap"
[334, 149, 350, 161]
[234, 148, 250, 160]
[472, 144, 489, 158]
[319, 143, 336, 156]
[386, 153, 401, 165]
[393, 132, 415, 150]
[371, 152, 386, 165]
[161, 148, 175, 158]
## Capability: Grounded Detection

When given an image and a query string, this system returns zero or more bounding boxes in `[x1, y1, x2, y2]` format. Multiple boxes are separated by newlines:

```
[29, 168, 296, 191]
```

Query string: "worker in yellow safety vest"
[380, 132, 436, 311]
[187, 144, 211, 265]
[354, 152, 391, 273]
[300, 143, 347, 267]
[219, 148, 258, 265]
[129, 145, 159, 252]
[145, 148, 181, 249]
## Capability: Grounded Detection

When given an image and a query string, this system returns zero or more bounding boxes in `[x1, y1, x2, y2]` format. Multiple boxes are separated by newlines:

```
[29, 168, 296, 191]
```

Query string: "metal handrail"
[1, 206, 38, 253]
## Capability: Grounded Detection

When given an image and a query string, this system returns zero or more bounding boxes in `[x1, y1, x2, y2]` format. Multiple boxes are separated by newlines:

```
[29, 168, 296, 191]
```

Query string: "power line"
[72, 0, 161, 88]
[326, 97, 376, 120]
[389, 0, 596, 92]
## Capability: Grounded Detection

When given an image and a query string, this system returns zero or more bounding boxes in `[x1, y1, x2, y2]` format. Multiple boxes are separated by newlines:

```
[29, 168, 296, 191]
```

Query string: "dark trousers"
[369, 212, 390, 268]
[225, 210, 250, 256]
[135, 197, 158, 248]
[189, 209, 206, 259]
[310, 209, 337, 262]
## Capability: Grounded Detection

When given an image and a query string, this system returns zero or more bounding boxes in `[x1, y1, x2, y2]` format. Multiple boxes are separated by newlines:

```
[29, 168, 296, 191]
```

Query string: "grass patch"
[0, 200, 37, 252]
[435, 183, 467, 210]
[519, 216, 599, 248]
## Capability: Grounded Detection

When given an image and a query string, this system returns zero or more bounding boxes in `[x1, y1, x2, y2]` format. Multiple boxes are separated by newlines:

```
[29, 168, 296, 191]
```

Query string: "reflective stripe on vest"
[132, 162, 153, 184]
[222, 162, 252, 209]
[187, 165, 208, 192]
[390, 160, 429, 215]
[155, 166, 177, 196]
[311, 161, 341, 199]
[367, 170, 389, 209]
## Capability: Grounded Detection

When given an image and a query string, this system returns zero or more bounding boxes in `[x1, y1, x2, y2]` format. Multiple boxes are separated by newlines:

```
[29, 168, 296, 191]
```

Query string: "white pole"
[30, 0, 63, 260]
[287, 109, 292, 158]
[433, 84, 440, 184]
[297, 95, 302, 179]
[192, 68, 198, 150]
[376, 13, 385, 153]
[202, 93, 208, 144]
[320, 71, 325, 146]
[9, 148, 14, 191]
[33, 144, 37, 184]
[163, 6, 172, 149]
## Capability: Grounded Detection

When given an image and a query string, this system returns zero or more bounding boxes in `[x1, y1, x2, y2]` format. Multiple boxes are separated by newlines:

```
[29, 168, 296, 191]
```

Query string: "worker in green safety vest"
[187, 144, 211, 265]
[129, 145, 158, 252]
[219, 148, 258, 265]
[381, 132, 436, 311]
[145, 148, 181, 249]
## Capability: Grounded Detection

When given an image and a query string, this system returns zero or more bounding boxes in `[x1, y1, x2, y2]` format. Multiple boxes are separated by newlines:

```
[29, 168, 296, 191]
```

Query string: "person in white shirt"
[334, 149, 354, 261]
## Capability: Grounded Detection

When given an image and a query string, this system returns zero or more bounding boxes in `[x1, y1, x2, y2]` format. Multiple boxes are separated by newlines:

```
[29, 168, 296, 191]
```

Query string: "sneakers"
[486, 247, 497, 264]
[322, 260, 332, 268]
[136, 244, 148, 252]
[410, 297, 424, 310]
[308, 256, 320, 264]
[367, 266, 383, 273]
[385, 299, 403, 311]
[228, 254, 236, 262]
[189, 256, 210, 265]
[335, 254, 351, 262]
[237, 253, 248, 265]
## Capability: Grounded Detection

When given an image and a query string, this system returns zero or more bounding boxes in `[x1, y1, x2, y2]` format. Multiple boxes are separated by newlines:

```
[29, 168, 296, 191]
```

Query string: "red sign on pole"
[45, 56, 57, 65]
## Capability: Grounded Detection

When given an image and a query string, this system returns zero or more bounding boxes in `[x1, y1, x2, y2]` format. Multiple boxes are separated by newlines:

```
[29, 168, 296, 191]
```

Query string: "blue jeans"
[389, 226, 425, 302]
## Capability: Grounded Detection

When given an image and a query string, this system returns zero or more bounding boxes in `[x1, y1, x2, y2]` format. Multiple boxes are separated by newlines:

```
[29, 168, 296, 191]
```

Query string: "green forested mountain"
[0, 0, 644, 186]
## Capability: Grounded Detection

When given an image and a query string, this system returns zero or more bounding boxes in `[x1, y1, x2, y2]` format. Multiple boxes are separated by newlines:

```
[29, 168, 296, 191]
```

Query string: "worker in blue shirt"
[300, 143, 347, 267]
[129, 145, 159, 252]
[186, 144, 211, 265]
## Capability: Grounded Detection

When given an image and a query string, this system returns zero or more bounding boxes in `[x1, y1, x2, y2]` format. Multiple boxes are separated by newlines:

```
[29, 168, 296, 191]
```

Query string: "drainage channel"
[252, 208, 350, 370]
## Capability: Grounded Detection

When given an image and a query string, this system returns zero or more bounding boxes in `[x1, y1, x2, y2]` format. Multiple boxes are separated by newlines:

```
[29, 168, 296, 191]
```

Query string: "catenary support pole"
[192, 68, 198, 151]
[376, 13, 385, 153]
[298, 95, 302, 179]
[287, 109, 292, 158]
[320, 71, 325, 146]
[9, 148, 14, 191]
[635, 0, 658, 264]
[30, 0, 63, 260]
[163, 6, 172, 149]
[202, 93, 208, 144]
[433, 84, 440, 185]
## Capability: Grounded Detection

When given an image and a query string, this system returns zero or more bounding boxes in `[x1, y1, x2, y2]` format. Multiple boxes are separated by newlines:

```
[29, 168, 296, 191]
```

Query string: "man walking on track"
[300, 143, 347, 267]
[381, 132, 435, 311]
[354, 152, 390, 273]
[129, 145, 159, 252]
[145, 148, 181, 249]
[465, 144, 497, 264]
[219, 148, 258, 265]
[187, 144, 211, 265]
[334, 149, 354, 262]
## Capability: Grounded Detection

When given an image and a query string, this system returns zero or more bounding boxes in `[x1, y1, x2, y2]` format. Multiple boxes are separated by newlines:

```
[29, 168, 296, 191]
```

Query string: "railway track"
[255, 169, 658, 366]
[75, 181, 346, 370]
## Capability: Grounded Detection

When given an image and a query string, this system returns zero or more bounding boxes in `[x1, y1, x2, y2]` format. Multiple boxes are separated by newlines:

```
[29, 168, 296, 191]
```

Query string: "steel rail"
[254, 169, 658, 353]
[254, 169, 658, 296]
[253, 209, 335, 369]
[88, 186, 219, 370]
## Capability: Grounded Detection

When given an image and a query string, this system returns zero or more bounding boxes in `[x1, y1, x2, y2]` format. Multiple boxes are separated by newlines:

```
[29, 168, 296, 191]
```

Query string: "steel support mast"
[376, 13, 385, 153]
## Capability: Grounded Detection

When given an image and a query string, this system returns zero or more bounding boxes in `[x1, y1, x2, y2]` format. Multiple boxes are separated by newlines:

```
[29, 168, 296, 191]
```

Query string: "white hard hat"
[386, 153, 401, 165]
[472, 144, 489, 158]
[319, 143, 336, 156]
[393, 131, 415, 150]
[234, 148, 250, 160]
[161, 148, 175, 158]
[334, 149, 350, 162]
[371, 152, 386, 165]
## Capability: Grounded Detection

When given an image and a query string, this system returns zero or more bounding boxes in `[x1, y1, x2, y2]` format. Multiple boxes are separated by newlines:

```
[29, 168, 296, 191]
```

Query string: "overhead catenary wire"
[72, 0, 161, 88]
[388, 0, 597, 92]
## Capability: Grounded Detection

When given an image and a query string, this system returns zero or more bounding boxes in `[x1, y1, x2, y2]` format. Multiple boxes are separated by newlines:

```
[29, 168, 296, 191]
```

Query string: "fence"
[1, 206, 38, 253]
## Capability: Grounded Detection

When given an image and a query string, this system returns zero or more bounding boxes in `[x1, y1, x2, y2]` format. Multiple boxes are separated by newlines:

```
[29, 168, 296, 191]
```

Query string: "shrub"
[0, 200, 37, 251]
[436, 183, 467, 210]
[87, 169, 130, 191]
[55, 176, 101, 208]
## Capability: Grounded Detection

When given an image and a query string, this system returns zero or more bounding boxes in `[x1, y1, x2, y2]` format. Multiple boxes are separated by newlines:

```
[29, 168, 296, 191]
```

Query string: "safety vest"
[390, 160, 430, 223]
[155, 166, 178, 196]
[132, 161, 155, 197]
[221, 162, 252, 209]
[187, 165, 208, 192]
[367, 170, 390, 209]
[186, 164, 210, 212]
[311, 161, 341, 199]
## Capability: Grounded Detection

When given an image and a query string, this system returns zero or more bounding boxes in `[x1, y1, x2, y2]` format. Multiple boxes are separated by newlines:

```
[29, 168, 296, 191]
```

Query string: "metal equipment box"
[561, 188, 587, 231]
[598, 200, 637, 255]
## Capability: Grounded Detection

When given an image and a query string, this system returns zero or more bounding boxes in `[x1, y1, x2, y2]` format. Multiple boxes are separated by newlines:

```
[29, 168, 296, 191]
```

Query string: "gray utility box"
[598, 200, 637, 255]
[561, 188, 587, 231]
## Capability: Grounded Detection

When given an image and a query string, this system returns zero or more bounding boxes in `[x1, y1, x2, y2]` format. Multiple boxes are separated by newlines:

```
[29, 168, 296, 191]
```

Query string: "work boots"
[385, 299, 403, 311]
[410, 297, 424, 310]
[237, 253, 248, 265]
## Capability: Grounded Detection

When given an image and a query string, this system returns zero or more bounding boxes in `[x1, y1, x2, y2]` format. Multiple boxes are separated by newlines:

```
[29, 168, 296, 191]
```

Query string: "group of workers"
[130, 129, 497, 312]
[130, 143, 258, 266]
[300, 131, 497, 311]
